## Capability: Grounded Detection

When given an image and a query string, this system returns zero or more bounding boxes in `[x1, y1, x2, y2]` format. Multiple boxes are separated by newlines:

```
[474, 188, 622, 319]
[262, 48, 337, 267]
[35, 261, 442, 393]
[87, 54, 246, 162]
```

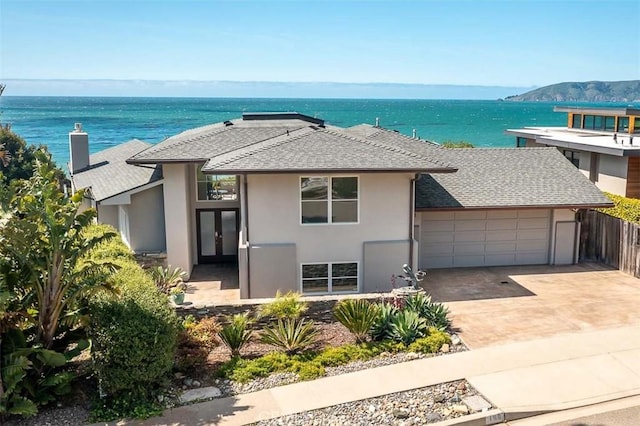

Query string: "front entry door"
[196, 209, 239, 264]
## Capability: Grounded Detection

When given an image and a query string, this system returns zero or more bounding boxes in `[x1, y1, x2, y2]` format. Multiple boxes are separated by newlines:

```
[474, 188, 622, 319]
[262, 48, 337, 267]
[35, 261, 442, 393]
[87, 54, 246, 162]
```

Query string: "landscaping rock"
[463, 395, 492, 413]
[441, 343, 450, 353]
[179, 386, 222, 404]
[452, 404, 469, 414]
[425, 413, 443, 422]
[392, 408, 410, 419]
[405, 352, 420, 360]
[451, 334, 462, 346]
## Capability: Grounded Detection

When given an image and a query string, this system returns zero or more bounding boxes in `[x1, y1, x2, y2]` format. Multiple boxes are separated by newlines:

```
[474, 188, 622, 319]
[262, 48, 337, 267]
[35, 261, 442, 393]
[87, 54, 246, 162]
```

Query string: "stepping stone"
[179, 386, 222, 404]
[462, 395, 492, 412]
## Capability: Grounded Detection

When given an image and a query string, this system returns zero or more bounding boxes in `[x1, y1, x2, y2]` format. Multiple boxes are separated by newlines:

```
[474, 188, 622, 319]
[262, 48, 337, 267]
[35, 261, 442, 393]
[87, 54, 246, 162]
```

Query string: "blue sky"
[1, 0, 639, 96]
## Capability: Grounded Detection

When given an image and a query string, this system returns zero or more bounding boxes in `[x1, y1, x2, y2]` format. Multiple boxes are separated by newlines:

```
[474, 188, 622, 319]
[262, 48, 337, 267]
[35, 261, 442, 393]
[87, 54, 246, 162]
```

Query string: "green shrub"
[404, 293, 451, 331]
[260, 318, 318, 355]
[388, 310, 427, 345]
[175, 317, 220, 372]
[407, 328, 452, 353]
[441, 140, 474, 148]
[333, 299, 379, 343]
[218, 313, 253, 357]
[596, 193, 640, 224]
[258, 291, 308, 319]
[88, 260, 179, 421]
[82, 223, 134, 263]
[149, 265, 187, 295]
[290, 361, 325, 381]
[371, 302, 398, 341]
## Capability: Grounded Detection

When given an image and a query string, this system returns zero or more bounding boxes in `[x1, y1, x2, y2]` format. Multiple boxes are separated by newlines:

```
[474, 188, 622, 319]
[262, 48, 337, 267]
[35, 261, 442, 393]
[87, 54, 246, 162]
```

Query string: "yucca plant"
[260, 318, 318, 355]
[333, 299, 379, 343]
[404, 292, 432, 315]
[218, 313, 253, 358]
[257, 291, 308, 320]
[370, 302, 398, 341]
[389, 310, 428, 345]
[149, 265, 187, 295]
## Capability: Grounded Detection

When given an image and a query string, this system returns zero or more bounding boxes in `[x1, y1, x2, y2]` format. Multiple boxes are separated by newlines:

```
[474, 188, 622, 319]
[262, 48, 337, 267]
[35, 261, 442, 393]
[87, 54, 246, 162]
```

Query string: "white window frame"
[195, 165, 238, 202]
[300, 261, 360, 295]
[299, 175, 360, 225]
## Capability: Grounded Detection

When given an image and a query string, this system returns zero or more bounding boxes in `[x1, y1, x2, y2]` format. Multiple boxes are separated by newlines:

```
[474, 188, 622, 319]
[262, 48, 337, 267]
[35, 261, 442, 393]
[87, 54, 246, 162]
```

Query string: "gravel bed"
[4, 405, 89, 426]
[251, 379, 490, 425]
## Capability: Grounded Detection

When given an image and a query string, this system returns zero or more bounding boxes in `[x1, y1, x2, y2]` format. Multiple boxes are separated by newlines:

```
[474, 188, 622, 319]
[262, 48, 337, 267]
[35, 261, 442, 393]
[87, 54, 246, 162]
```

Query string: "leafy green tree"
[441, 140, 474, 148]
[0, 128, 64, 185]
[1, 157, 116, 349]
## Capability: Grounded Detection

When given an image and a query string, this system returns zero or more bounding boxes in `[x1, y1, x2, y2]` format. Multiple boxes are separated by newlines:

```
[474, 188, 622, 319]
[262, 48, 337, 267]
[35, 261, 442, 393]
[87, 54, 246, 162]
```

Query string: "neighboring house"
[505, 107, 640, 198]
[70, 113, 611, 299]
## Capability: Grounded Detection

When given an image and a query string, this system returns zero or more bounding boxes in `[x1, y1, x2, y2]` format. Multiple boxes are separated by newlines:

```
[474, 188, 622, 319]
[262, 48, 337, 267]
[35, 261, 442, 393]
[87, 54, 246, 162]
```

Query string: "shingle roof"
[201, 126, 455, 173]
[72, 140, 162, 202]
[414, 147, 613, 209]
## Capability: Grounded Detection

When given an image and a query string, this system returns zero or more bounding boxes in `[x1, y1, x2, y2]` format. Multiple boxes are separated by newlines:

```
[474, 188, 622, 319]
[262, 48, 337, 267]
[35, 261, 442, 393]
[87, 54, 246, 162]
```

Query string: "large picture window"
[301, 262, 358, 294]
[196, 166, 238, 201]
[300, 176, 358, 224]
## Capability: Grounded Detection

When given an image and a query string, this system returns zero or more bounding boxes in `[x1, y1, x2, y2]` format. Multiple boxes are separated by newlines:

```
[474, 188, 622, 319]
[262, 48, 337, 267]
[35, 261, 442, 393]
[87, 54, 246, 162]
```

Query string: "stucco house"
[506, 107, 640, 198]
[69, 113, 612, 299]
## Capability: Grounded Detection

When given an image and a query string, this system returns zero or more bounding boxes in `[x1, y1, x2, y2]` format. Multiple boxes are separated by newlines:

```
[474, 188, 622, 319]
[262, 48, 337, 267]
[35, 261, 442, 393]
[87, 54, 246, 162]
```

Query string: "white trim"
[299, 175, 360, 225]
[300, 261, 360, 295]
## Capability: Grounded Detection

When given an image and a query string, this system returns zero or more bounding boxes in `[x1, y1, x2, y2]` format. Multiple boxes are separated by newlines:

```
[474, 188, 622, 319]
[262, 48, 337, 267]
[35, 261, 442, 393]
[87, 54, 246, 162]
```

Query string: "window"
[617, 117, 629, 133]
[300, 176, 358, 224]
[301, 262, 358, 294]
[571, 114, 582, 129]
[583, 115, 595, 130]
[604, 116, 615, 131]
[563, 150, 580, 168]
[196, 166, 237, 201]
[516, 137, 528, 147]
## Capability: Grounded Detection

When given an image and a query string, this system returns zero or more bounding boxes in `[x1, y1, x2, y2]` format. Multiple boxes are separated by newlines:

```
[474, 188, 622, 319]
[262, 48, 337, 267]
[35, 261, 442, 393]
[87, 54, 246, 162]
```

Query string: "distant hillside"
[504, 80, 640, 102]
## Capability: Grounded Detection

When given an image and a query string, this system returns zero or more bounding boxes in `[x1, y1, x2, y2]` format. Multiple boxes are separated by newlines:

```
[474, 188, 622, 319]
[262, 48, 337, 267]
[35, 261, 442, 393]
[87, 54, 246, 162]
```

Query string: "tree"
[1, 157, 116, 349]
[441, 140, 474, 148]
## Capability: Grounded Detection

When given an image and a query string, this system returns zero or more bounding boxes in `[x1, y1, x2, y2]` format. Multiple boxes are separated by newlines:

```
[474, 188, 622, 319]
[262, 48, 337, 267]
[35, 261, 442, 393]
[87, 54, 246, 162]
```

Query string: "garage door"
[420, 209, 550, 268]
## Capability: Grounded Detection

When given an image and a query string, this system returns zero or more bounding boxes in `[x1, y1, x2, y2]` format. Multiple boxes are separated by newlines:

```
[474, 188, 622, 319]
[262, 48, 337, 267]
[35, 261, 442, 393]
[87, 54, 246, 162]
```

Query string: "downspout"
[409, 173, 421, 269]
[243, 174, 251, 298]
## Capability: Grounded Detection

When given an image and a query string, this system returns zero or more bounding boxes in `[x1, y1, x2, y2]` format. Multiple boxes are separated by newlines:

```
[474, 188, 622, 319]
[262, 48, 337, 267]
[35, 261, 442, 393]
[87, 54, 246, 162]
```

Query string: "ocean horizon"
[1, 96, 637, 170]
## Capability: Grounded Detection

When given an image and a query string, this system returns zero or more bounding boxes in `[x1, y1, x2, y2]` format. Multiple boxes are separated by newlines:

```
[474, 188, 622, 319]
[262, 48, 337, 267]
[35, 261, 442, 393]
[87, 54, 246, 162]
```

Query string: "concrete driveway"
[425, 263, 640, 349]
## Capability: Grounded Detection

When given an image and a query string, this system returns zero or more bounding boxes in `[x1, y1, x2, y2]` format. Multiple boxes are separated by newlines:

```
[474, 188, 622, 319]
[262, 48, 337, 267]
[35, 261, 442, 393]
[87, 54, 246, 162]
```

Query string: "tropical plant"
[149, 265, 187, 295]
[370, 302, 398, 341]
[388, 310, 428, 345]
[175, 317, 220, 372]
[333, 299, 379, 343]
[218, 313, 253, 357]
[257, 291, 308, 320]
[404, 293, 451, 331]
[260, 318, 318, 355]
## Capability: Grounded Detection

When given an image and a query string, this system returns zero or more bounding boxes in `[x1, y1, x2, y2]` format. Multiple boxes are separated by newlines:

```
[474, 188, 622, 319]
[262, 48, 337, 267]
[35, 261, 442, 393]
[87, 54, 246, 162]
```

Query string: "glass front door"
[196, 209, 239, 263]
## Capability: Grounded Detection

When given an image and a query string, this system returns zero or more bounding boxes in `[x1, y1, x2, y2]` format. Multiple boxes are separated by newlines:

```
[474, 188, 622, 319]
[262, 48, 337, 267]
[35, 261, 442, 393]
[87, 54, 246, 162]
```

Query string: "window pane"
[302, 264, 328, 279]
[594, 116, 603, 130]
[301, 177, 328, 200]
[332, 200, 357, 223]
[604, 116, 615, 131]
[584, 115, 594, 129]
[618, 117, 629, 132]
[332, 278, 358, 292]
[332, 177, 358, 199]
[302, 201, 328, 223]
[332, 262, 357, 277]
[303, 279, 329, 293]
[197, 182, 209, 200]
[571, 114, 582, 129]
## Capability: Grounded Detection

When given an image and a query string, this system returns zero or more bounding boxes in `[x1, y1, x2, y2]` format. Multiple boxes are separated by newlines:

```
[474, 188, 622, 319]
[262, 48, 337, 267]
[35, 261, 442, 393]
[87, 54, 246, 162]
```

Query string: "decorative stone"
[452, 404, 469, 414]
[174, 372, 185, 379]
[406, 352, 420, 360]
[441, 343, 450, 353]
[179, 386, 222, 403]
[449, 392, 462, 403]
[433, 394, 446, 403]
[442, 408, 452, 416]
[451, 335, 462, 346]
[183, 378, 193, 387]
[425, 413, 442, 422]
[192, 380, 201, 387]
[368, 404, 376, 414]
[463, 395, 492, 413]
[392, 408, 410, 419]
[457, 382, 466, 391]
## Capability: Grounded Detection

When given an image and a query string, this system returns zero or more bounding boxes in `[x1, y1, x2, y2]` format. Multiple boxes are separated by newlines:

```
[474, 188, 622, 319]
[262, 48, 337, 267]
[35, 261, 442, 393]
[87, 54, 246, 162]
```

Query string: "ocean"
[1, 96, 636, 169]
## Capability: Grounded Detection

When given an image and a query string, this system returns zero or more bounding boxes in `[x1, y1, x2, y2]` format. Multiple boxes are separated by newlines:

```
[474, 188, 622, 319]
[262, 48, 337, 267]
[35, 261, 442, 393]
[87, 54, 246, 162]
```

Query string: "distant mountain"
[504, 80, 640, 102]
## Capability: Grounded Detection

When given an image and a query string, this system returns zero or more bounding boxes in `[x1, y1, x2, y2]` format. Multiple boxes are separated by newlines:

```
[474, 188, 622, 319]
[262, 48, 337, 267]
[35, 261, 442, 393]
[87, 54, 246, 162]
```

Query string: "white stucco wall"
[163, 164, 193, 278]
[128, 185, 166, 253]
[596, 155, 628, 196]
[97, 204, 118, 229]
[247, 173, 413, 293]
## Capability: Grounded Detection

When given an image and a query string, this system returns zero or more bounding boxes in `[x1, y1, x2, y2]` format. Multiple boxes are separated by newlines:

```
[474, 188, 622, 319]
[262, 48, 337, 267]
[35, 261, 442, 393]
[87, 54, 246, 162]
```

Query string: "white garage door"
[420, 209, 550, 269]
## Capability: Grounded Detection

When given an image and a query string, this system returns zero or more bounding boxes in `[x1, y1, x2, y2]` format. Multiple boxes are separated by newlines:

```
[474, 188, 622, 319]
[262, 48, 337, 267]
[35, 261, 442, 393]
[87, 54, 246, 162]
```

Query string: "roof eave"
[201, 167, 458, 175]
[127, 158, 209, 165]
[416, 202, 615, 211]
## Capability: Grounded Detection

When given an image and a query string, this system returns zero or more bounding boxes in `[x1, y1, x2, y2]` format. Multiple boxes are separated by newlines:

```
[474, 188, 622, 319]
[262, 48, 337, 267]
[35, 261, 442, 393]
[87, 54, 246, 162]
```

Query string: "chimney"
[69, 123, 89, 174]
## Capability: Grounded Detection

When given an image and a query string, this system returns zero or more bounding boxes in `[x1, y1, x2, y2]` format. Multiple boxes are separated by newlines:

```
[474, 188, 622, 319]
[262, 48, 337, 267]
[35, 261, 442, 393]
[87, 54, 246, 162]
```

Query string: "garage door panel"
[454, 231, 486, 242]
[486, 230, 517, 242]
[518, 210, 550, 218]
[428, 256, 454, 268]
[518, 218, 550, 229]
[487, 219, 517, 230]
[517, 229, 549, 240]
[517, 240, 548, 251]
[423, 221, 455, 232]
[424, 211, 454, 221]
[455, 220, 486, 231]
[487, 210, 518, 219]
[485, 242, 517, 253]
[516, 253, 548, 264]
[454, 243, 485, 255]
[454, 255, 486, 267]
[423, 232, 454, 243]
[423, 243, 453, 255]
[454, 211, 486, 220]
[485, 254, 517, 265]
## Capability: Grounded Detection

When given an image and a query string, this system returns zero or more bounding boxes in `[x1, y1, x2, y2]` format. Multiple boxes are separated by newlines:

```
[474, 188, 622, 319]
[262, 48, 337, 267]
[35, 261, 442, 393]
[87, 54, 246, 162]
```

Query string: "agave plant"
[404, 293, 451, 331]
[218, 313, 253, 357]
[260, 318, 318, 355]
[333, 299, 379, 343]
[388, 310, 428, 345]
[370, 302, 398, 341]
[149, 265, 187, 295]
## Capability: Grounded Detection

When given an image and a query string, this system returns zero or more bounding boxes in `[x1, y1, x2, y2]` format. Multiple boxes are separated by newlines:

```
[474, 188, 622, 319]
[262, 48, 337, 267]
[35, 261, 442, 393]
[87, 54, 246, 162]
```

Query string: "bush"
[218, 313, 253, 357]
[371, 302, 398, 341]
[596, 193, 640, 224]
[407, 328, 452, 353]
[388, 310, 427, 345]
[149, 265, 187, 295]
[82, 223, 134, 263]
[258, 291, 308, 319]
[175, 317, 220, 372]
[404, 293, 451, 332]
[88, 260, 179, 421]
[333, 299, 379, 343]
[260, 318, 318, 355]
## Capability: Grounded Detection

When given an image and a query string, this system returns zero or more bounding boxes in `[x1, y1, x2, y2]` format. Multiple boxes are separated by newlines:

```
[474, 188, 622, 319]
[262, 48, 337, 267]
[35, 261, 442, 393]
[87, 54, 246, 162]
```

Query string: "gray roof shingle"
[72, 140, 162, 202]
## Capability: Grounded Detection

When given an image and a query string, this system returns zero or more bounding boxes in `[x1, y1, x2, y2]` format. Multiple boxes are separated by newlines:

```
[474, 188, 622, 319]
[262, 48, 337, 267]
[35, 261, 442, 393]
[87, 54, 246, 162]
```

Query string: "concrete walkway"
[120, 325, 640, 426]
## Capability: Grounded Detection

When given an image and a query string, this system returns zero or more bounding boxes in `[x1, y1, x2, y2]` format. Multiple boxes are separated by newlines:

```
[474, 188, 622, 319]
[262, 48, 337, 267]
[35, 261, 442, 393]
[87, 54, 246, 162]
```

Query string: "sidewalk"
[121, 325, 640, 426]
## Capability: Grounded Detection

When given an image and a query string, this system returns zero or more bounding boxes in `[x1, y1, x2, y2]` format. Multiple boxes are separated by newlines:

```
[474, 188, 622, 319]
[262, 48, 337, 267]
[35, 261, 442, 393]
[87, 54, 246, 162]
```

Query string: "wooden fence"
[579, 210, 640, 278]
